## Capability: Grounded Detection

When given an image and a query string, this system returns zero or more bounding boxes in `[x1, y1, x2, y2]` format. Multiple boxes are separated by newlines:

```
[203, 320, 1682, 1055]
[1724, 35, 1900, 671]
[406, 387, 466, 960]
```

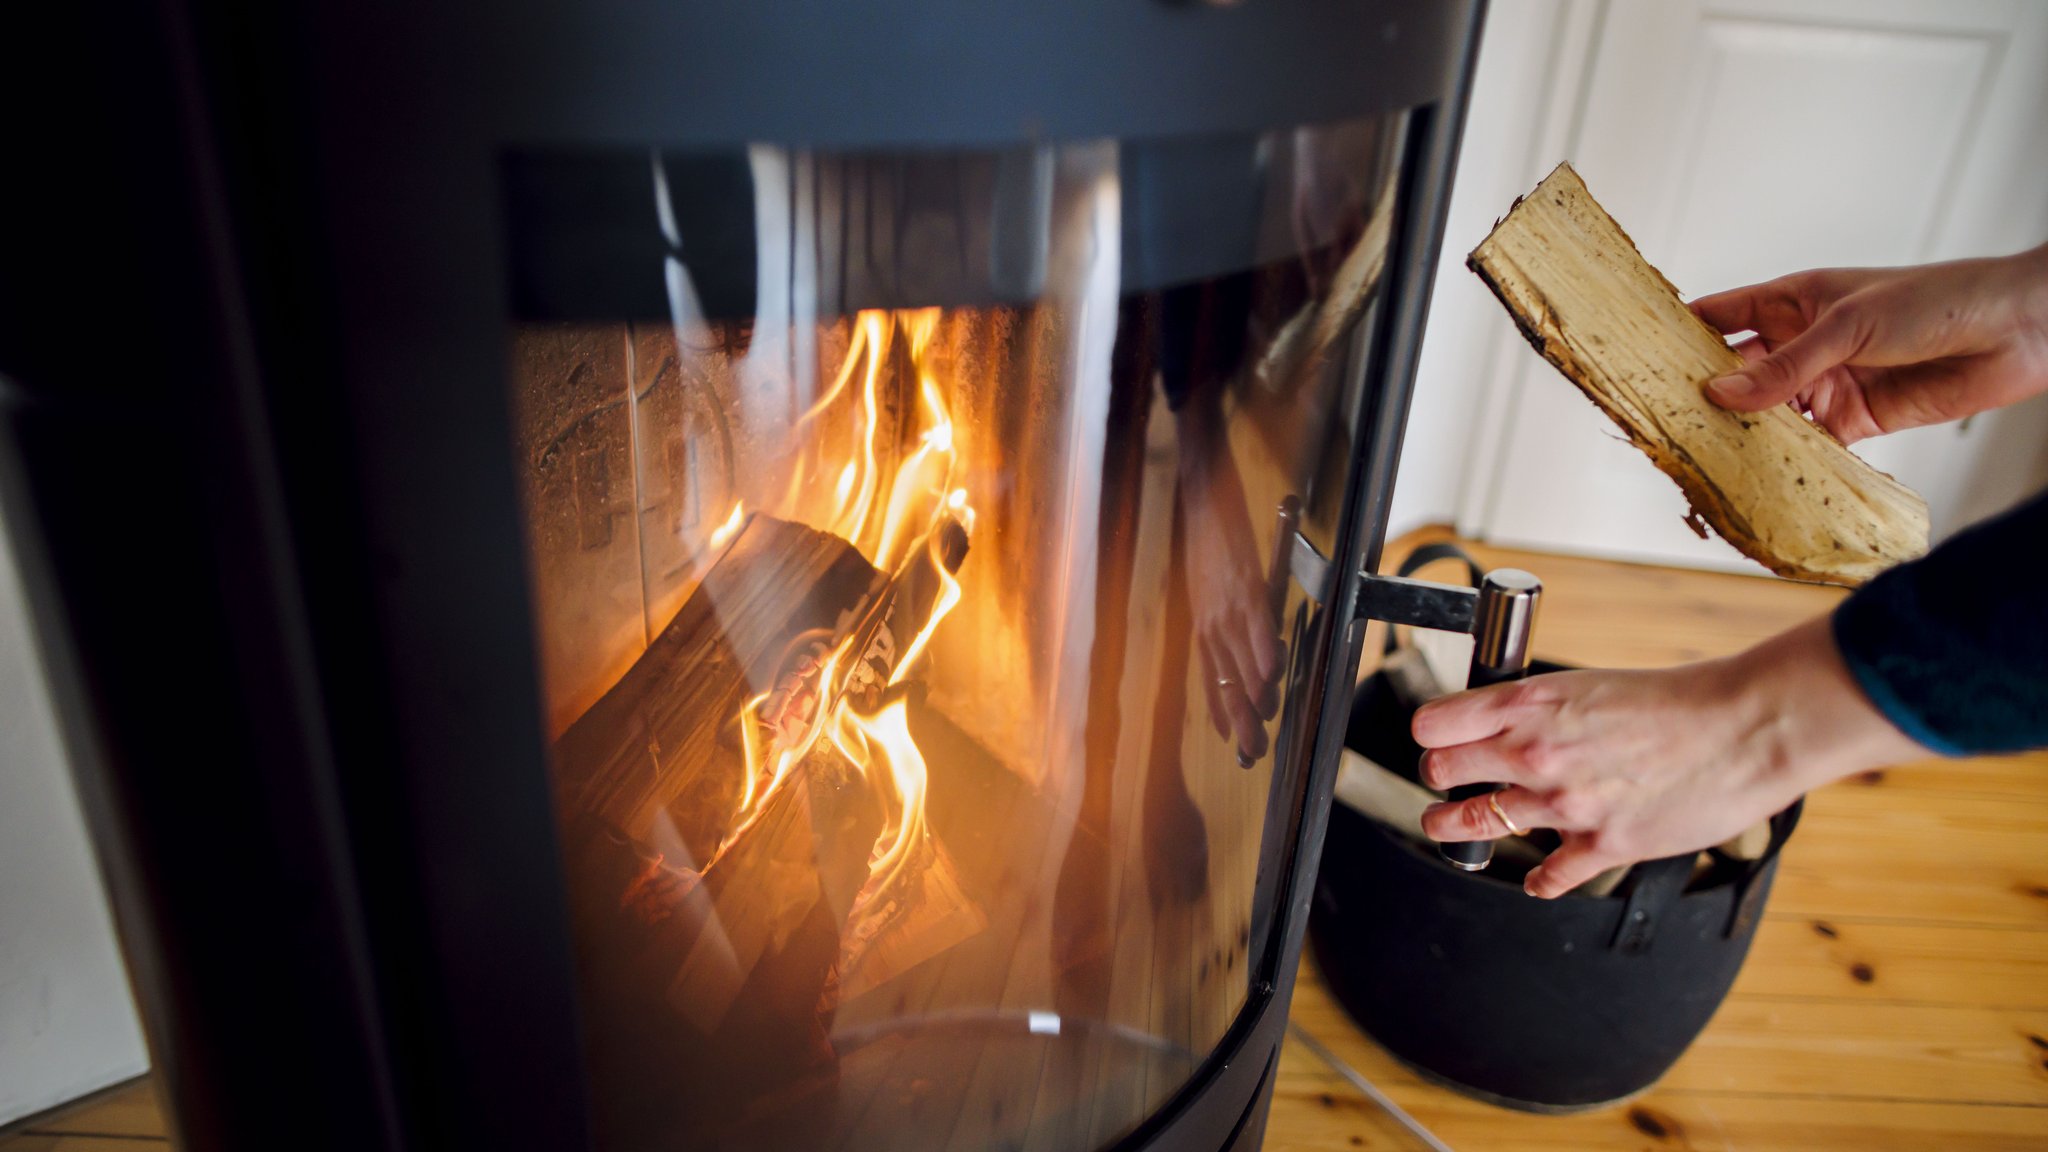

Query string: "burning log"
[549, 511, 880, 1137]
[560, 509, 986, 1076]
[547, 309, 993, 1148]
[756, 513, 972, 746]
[828, 699, 989, 1006]
[667, 769, 830, 1033]
[834, 820, 987, 1004]
[550, 512, 878, 865]
[707, 515, 985, 1015]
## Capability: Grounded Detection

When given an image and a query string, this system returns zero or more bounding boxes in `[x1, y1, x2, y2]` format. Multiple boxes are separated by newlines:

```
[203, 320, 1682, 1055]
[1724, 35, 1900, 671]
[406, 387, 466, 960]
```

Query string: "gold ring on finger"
[1487, 791, 1526, 836]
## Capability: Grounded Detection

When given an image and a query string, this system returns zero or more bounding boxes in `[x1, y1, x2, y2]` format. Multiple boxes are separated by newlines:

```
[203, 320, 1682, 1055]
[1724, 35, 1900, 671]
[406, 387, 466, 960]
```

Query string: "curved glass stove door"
[501, 112, 1409, 1152]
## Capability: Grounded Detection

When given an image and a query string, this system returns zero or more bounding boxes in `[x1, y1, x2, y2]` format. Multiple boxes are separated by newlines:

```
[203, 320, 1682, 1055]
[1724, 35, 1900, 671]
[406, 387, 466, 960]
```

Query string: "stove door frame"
[0, 2, 1485, 1149]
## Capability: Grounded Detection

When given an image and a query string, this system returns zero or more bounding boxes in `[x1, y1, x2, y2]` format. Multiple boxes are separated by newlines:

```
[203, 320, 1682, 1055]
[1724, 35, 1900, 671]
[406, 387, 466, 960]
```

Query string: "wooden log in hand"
[1469, 162, 1928, 586]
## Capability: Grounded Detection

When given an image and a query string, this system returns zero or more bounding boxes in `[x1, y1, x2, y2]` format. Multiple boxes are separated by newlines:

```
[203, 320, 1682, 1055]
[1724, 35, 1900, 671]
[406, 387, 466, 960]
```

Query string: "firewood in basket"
[1468, 163, 1928, 586]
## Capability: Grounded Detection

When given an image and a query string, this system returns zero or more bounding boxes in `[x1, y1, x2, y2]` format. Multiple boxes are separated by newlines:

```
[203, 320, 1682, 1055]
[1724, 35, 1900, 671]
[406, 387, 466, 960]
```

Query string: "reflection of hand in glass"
[1175, 396, 1281, 763]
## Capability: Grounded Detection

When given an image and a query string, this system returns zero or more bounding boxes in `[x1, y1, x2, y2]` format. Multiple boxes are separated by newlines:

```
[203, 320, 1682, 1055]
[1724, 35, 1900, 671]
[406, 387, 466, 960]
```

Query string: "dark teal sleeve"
[1831, 491, 2048, 756]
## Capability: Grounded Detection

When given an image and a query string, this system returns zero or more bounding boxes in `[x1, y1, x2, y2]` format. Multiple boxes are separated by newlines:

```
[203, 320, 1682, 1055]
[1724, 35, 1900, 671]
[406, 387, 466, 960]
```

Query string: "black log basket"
[1308, 545, 1799, 1112]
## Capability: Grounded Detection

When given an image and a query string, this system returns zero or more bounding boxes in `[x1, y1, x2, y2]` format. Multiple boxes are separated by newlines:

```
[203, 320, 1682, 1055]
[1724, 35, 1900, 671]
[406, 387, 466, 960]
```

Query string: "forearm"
[1831, 491, 2048, 755]
[1730, 616, 1929, 800]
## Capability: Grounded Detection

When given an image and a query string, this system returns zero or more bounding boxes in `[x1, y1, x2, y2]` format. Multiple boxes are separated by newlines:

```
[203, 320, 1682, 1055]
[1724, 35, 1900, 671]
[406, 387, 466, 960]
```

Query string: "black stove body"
[3, 3, 1482, 1150]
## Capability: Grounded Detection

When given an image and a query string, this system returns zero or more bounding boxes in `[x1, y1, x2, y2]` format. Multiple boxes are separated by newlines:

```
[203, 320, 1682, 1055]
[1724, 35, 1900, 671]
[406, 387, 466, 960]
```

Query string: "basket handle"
[1609, 854, 1692, 954]
[1728, 798, 1803, 938]
[1611, 799, 1804, 951]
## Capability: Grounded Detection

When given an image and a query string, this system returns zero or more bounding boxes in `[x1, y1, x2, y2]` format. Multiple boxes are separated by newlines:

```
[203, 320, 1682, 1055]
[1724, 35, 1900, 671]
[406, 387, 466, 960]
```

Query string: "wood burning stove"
[2, 2, 1483, 1149]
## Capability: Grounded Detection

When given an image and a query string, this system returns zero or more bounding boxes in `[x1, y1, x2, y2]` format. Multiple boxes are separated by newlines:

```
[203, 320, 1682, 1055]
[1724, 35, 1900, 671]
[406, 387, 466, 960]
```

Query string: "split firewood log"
[1469, 162, 1929, 586]
[561, 510, 987, 1015]
[754, 514, 972, 755]
[1331, 748, 1543, 869]
[557, 510, 992, 1148]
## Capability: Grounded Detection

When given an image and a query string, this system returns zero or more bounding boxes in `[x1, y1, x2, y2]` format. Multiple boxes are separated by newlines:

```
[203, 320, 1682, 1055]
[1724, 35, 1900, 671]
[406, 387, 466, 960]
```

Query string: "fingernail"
[1421, 802, 1448, 821]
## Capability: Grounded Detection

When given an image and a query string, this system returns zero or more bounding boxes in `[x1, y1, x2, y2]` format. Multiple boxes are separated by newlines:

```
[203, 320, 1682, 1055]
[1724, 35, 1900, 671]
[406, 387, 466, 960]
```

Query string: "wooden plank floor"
[1269, 530, 2048, 1151]
[8, 531, 2045, 1151]
[0, 1077, 168, 1151]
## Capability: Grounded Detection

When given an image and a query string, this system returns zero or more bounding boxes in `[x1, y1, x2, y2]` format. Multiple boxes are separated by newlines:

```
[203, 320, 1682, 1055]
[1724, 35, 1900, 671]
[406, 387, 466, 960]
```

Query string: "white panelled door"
[1469, 0, 2048, 571]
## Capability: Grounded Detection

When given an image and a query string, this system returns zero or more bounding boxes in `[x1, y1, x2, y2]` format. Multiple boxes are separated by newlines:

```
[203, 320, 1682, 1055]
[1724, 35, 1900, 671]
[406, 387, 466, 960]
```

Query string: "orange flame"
[724, 308, 976, 913]
[708, 502, 746, 550]
[889, 534, 962, 689]
[841, 699, 932, 895]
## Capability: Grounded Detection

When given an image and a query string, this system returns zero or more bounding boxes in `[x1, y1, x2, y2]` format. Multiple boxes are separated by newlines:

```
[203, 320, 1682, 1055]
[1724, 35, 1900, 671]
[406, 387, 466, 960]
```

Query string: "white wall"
[0, 506, 149, 1125]
[1391, 0, 2048, 552]
[1390, 0, 1602, 537]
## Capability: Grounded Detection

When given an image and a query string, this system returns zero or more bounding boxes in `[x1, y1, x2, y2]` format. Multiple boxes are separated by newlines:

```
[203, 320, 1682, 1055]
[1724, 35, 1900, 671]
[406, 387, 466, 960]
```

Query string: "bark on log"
[1468, 162, 1929, 586]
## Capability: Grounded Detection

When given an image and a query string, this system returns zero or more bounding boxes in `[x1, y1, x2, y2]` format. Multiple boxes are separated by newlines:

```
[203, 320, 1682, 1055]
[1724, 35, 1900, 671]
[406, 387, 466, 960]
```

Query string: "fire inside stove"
[651, 307, 991, 1010]
[506, 121, 1405, 1151]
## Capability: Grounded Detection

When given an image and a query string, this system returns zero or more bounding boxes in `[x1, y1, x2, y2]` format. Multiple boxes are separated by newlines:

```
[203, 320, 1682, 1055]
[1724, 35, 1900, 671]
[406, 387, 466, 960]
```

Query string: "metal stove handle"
[1439, 569, 1542, 872]
[1354, 563, 1543, 873]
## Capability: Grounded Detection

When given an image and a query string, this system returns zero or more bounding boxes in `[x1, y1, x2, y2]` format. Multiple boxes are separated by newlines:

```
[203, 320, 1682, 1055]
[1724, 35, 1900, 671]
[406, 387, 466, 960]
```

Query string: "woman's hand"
[1693, 243, 2048, 443]
[1413, 617, 1927, 898]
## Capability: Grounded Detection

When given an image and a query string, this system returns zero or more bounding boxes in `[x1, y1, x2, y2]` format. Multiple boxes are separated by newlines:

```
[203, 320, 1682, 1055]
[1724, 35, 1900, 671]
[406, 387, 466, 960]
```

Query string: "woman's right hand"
[1692, 243, 2048, 443]
[1414, 617, 1928, 898]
